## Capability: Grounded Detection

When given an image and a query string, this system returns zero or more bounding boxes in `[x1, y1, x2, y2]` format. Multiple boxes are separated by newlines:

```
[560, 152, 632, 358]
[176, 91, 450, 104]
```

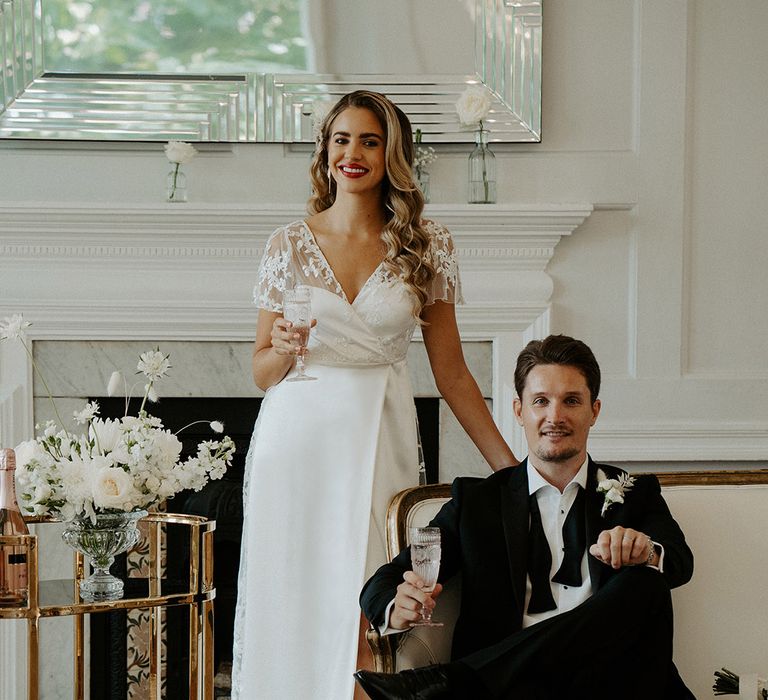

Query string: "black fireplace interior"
[90, 396, 439, 697]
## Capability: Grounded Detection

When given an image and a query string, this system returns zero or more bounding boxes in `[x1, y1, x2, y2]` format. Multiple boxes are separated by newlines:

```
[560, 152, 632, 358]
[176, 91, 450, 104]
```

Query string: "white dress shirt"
[523, 458, 593, 627]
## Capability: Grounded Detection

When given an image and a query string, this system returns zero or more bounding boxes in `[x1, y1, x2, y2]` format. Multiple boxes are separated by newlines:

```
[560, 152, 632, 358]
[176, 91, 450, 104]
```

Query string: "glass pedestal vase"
[468, 129, 496, 204]
[62, 510, 146, 601]
[166, 164, 187, 202]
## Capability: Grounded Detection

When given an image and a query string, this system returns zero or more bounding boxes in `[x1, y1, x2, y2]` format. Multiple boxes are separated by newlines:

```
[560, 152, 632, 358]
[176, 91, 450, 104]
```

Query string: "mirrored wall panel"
[0, 0, 542, 142]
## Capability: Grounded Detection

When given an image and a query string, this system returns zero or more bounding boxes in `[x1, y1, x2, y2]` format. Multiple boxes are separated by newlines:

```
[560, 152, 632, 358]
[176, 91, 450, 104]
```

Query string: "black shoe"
[354, 665, 452, 700]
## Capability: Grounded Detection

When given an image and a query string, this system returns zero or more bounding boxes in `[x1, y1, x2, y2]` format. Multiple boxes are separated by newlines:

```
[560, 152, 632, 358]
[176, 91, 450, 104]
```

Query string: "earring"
[327, 167, 332, 189]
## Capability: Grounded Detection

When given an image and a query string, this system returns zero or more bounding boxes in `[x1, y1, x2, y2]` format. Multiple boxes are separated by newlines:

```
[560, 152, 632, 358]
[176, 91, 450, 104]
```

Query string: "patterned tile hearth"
[214, 661, 232, 699]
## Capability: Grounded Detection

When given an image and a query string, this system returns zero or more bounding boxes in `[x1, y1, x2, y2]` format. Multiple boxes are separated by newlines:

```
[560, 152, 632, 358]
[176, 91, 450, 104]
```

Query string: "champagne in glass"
[409, 526, 443, 627]
[283, 286, 317, 382]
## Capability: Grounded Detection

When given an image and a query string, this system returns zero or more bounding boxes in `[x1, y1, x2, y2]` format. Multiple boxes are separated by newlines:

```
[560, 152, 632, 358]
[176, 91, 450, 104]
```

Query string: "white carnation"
[152, 430, 183, 467]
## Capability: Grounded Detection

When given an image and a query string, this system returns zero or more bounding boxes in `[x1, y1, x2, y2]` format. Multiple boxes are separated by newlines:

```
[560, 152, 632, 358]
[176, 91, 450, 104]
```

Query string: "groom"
[356, 335, 695, 699]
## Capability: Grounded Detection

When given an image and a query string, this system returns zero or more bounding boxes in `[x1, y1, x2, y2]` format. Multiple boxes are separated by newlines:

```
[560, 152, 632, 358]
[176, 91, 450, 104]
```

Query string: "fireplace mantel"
[1, 201, 592, 443]
[0, 202, 591, 337]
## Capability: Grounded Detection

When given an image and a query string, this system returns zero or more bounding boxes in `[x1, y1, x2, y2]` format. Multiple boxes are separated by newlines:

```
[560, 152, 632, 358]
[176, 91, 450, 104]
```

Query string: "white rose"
[92, 467, 135, 510]
[13, 439, 44, 468]
[455, 86, 492, 126]
[163, 140, 198, 164]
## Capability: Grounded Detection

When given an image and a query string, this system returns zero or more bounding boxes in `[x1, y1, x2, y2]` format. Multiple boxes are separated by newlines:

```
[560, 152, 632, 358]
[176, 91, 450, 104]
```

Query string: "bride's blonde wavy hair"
[307, 90, 435, 318]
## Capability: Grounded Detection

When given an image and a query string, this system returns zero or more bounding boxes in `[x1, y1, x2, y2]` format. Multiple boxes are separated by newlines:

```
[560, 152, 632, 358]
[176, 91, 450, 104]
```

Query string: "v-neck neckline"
[301, 219, 385, 305]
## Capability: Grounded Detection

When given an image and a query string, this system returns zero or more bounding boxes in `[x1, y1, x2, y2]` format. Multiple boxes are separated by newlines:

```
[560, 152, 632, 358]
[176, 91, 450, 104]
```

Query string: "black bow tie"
[526, 487, 587, 615]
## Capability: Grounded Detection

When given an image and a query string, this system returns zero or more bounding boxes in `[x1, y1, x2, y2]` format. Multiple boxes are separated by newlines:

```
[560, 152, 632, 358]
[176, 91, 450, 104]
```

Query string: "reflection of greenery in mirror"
[43, 0, 308, 73]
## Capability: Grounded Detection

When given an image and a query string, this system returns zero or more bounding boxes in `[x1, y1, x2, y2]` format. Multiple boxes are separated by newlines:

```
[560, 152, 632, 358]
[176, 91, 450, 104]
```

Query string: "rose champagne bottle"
[0, 448, 29, 606]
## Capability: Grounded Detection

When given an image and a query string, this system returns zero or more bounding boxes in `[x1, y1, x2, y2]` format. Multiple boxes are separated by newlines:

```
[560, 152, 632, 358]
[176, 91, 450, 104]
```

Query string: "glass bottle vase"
[166, 164, 187, 203]
[415, 168, 431, 203]
[468, 129, 496, 204]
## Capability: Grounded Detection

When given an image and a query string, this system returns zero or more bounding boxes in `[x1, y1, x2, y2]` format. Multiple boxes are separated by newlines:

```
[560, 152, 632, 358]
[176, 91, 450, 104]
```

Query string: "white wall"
[2, 0, 765, 463]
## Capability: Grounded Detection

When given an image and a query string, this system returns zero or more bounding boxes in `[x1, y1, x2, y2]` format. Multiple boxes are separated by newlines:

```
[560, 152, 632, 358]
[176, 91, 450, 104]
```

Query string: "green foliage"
[43, 0, 307, 73]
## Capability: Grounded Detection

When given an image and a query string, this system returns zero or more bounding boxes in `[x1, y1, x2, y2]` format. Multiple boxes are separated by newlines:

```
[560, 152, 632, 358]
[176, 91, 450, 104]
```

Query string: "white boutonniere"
[596, 468, 636, 517]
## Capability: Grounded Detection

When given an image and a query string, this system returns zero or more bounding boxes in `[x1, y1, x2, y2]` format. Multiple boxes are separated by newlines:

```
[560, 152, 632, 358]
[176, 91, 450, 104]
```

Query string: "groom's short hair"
[514, 335, 601, 403]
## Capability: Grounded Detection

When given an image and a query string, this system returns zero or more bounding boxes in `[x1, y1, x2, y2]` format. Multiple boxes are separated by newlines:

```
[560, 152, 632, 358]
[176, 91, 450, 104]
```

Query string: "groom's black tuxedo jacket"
[361, 458, 694, 661]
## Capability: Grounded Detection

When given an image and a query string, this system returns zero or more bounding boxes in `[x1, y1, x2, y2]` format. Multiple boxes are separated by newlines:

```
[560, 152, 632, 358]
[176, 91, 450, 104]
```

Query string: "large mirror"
[0, 0, 541, 142]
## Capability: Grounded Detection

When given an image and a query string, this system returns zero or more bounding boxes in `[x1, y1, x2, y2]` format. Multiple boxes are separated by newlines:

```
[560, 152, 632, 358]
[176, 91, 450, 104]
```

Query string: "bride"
[231, 90, 518, 699]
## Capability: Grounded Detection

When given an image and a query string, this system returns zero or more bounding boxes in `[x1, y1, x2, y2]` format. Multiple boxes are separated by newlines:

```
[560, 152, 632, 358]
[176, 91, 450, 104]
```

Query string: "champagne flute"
[409, 526, 443, 627]
[283, 286, 317, 382]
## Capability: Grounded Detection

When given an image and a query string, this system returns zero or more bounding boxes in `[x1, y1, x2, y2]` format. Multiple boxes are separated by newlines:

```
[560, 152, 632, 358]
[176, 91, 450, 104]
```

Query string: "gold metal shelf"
[0, 512, 216, 700]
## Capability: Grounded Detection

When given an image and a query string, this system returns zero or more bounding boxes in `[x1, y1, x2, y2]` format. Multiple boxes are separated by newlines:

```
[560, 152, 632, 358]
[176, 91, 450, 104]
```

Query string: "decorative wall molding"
[0, 202, 591, 339]
[590, 423, 768, 461]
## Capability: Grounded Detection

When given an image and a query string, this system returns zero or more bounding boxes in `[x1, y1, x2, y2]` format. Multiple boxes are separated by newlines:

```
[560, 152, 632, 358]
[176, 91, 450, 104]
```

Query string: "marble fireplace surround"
[0, 202, 593, 699]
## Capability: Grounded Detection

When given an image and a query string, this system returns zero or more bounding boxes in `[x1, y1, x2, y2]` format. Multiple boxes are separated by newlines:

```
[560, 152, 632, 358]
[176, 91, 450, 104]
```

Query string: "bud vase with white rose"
[455, 86, 496, 204]
[164, 140, 198, 203]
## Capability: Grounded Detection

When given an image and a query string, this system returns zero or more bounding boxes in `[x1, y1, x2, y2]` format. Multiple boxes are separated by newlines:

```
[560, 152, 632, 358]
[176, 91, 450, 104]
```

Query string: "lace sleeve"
[424, 220, 464, 305]
[253, 226, 294, 311]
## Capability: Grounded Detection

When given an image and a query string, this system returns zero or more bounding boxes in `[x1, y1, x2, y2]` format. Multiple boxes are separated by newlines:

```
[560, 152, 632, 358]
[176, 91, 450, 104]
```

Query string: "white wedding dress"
[231, 219, 461, 700]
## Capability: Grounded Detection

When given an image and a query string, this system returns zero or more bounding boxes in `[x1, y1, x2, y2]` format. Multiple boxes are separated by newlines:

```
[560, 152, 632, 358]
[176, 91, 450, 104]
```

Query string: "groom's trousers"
[452, 567, 695, 700]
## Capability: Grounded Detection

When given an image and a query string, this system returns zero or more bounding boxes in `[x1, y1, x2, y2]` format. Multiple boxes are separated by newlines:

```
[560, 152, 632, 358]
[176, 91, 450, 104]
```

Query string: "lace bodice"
[254, 219, 463, 312]
[252, 219, 463, 366]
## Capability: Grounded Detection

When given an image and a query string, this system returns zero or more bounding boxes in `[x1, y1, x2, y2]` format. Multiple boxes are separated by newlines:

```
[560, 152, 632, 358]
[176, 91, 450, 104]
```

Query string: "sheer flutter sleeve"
[253, 226, 295, 312]
[423, 219, 464, 305]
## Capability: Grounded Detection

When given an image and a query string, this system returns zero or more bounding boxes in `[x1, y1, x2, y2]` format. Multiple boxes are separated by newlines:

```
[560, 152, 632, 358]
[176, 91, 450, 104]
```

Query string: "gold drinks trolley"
[0, 512, 216, 700]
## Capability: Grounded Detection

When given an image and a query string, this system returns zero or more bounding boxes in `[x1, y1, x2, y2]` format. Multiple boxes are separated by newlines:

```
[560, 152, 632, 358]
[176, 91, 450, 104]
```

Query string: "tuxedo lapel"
[585, 458, 606, 589]
[500, 461, 530, 618]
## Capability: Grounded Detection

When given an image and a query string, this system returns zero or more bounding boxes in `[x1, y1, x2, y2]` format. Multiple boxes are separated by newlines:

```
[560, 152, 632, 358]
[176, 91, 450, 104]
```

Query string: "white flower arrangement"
[164, 140, 198, 202]
[0, 314, 235, 523]
[596, 468, 636, 517]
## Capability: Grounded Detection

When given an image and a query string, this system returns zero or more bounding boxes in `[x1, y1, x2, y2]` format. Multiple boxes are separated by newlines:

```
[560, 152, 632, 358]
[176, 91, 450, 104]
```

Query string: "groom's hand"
[389, 571, 444, 630]
[589, 526, 655, 569]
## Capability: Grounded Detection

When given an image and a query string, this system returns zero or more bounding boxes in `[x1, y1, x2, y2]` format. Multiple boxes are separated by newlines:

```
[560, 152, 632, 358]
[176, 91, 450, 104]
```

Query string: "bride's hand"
[270, 317, 316, 355]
